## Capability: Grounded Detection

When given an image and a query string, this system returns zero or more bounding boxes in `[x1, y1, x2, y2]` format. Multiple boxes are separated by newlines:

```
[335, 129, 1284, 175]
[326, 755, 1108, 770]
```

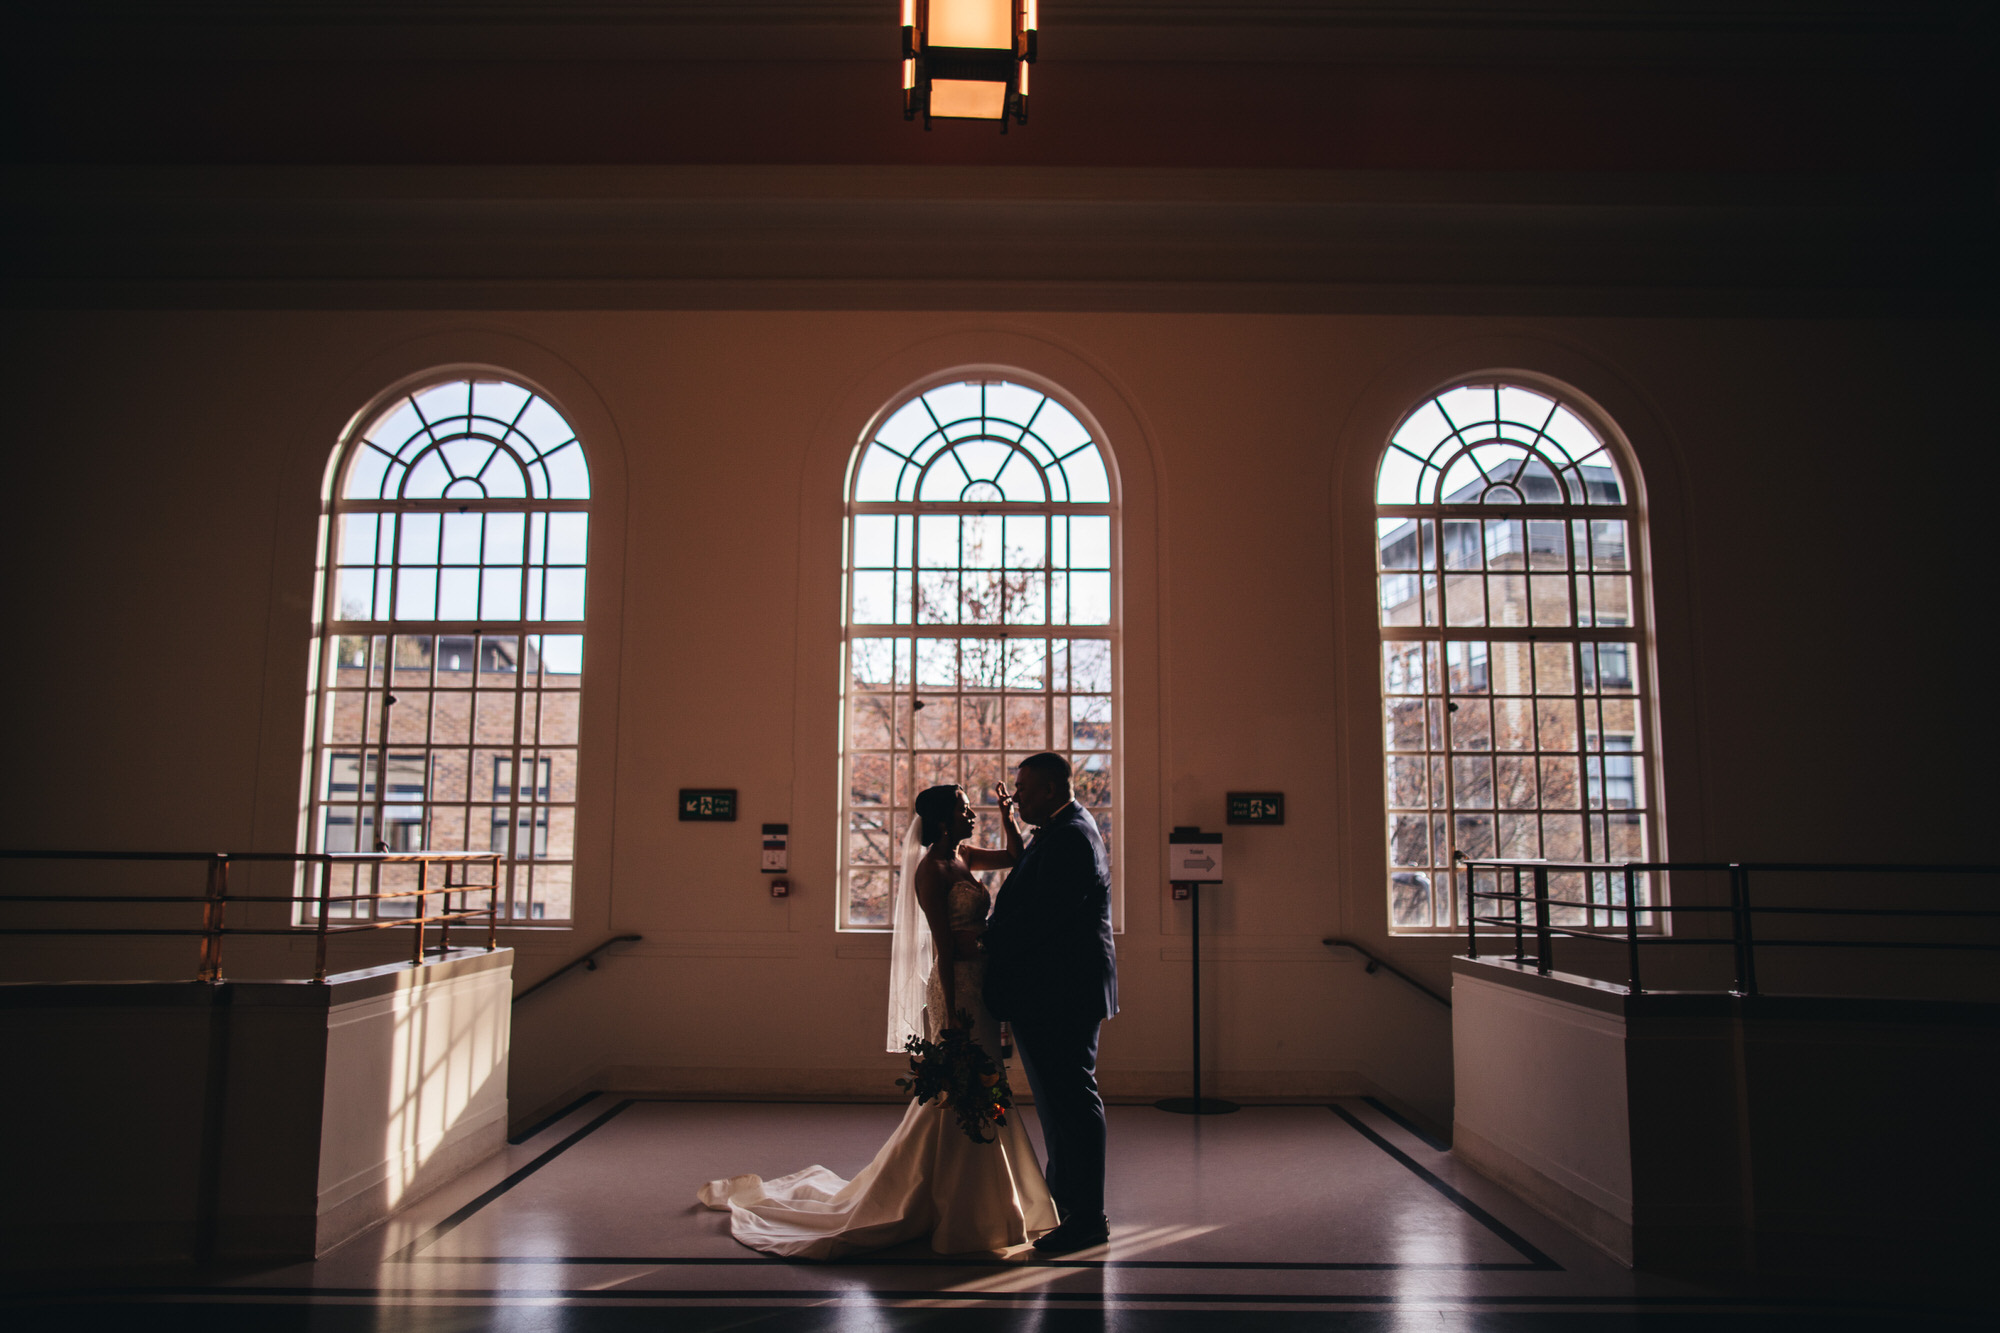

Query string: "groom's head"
[1013, 753, 1073, 826]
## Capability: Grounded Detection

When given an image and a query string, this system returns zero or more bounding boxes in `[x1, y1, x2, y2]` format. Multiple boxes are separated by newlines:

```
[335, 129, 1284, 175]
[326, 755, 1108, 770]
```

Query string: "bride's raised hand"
[993, 782, 1017, 820]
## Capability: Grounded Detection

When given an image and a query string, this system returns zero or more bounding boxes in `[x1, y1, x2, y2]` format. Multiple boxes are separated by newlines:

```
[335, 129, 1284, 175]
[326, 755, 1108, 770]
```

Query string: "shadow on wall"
[1347, 947, 1455, 1140]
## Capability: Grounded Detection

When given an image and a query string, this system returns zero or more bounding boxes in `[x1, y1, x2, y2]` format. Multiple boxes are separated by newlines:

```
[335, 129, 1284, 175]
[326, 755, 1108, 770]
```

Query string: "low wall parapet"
[1451, 955, 1999, 1272]
[0, 946, 512, 1267]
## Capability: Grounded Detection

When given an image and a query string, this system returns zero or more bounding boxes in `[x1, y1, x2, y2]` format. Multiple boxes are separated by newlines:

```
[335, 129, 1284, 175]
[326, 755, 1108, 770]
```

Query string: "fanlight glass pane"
[924, 381, 983, 429]
[410, 381, 470, 434]
[851, 382, 1110, 506]
[1378, 384, 1624, 506]
[1540, 406, 1603, 469]
[366, 401, 427, 463]
[405, 452, 451, 499]
[984, 381, 1045, 430]
[993, 450, 1046, 501]
[1053, 438, 1111, 503]
[1496, 386, 1557, 433]
[952, 438, 1011, 483]
[873, 398, 934, 457]
[346, 381, 589, 501]
[439, 439, 494, 480]
[538, 441, 591, 500]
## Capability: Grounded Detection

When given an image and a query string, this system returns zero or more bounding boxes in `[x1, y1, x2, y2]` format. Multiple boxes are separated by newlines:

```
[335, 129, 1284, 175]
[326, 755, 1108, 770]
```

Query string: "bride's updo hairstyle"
[913, 784, 964, 846]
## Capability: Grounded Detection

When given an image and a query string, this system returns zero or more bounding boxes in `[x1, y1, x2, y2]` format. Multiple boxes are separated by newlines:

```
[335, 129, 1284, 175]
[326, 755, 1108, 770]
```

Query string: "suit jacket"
[982, 803, 1118, 1024]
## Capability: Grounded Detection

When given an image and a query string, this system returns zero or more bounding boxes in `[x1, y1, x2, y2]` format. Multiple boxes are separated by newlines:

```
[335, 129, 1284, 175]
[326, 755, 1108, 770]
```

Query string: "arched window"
[1376, 382, 1655, 933]
[305, 378, 590, 922]
[841, 380, 1117, 928]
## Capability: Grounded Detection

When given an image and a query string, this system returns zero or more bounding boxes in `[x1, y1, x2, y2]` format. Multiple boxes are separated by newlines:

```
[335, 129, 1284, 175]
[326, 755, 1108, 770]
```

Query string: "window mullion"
[507, 637, 527, 920]
[1626, 519, 1660, 929]
[1044, 628, 1056, 758]
[369, 595, 395, 922]
[305, 631, 330, 923]
[1568, 516, 1605, 924]
[1437, 637, 1459, 932]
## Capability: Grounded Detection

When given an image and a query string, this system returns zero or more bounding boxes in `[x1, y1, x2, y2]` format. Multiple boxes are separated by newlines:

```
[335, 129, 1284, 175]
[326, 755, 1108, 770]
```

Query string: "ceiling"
[3, 2, 1992, 311]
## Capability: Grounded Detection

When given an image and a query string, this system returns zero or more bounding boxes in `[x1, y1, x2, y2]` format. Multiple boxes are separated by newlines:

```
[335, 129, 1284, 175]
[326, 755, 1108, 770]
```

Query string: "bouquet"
[896, 1016, 1014, 1144]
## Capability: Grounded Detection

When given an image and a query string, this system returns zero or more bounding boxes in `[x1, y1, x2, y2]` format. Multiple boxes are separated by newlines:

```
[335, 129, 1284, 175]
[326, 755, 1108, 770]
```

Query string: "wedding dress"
[697, 865, 1057, 1259]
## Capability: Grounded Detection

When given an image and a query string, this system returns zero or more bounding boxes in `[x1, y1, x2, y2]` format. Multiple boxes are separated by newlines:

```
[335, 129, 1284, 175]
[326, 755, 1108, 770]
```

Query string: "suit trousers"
[1011, 1011, 1107, 1223]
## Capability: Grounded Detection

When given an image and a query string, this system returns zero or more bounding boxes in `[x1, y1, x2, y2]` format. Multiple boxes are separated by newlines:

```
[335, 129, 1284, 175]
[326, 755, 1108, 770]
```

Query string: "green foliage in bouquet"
[896, 1015, 1014, 1145]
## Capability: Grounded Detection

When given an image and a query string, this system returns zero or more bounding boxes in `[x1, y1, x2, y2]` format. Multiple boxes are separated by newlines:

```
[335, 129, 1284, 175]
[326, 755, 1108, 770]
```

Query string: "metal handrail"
[1458, 857, 2000, 997]
[512, 933, 642, 1005]
[0, 848, 504, 983]
[1322, 937, 1450, 1008]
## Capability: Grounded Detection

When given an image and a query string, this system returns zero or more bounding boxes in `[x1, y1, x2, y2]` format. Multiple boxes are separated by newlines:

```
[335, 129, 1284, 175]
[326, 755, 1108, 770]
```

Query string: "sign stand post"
[1158, 828, 1238, 1116]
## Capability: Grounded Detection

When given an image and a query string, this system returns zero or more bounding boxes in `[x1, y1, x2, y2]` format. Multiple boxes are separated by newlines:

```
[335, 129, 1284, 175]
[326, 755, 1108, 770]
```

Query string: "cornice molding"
[5, 164, 1989, 315]
[12, 1, 1979, 64]
[10, 2, 1967, 26]
[10, 162, 1984, 206]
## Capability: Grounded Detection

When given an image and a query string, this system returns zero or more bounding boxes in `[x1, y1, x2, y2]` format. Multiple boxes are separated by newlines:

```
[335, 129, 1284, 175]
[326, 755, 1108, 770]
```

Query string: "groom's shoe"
[1032, 1216, 1110, 1255]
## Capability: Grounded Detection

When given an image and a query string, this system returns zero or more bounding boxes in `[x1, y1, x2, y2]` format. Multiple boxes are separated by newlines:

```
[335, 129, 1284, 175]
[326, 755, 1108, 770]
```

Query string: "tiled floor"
[10, 1097, 1987, 1329]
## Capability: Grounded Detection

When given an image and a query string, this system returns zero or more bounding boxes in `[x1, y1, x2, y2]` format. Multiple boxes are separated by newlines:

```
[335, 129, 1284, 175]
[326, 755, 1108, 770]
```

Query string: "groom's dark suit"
[983, 803, 1117, 1225]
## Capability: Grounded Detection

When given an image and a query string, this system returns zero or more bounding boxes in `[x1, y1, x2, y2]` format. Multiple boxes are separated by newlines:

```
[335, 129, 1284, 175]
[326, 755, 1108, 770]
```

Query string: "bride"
[696, 783, 1058, 1258]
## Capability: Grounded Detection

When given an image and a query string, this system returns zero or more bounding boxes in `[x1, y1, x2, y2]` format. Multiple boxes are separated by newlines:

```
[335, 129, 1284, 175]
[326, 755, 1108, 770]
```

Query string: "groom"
[983, 752, 1118, 1255]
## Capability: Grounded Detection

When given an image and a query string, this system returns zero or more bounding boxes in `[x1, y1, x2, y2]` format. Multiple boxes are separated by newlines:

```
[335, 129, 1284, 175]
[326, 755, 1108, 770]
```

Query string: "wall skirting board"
[1452, 1119, 1633, 1265]
[315, 1102, 507, 1255]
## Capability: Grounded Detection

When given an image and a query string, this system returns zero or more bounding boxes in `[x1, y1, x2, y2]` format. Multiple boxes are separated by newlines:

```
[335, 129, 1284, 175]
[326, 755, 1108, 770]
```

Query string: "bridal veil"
[885, 816, 932, 1052]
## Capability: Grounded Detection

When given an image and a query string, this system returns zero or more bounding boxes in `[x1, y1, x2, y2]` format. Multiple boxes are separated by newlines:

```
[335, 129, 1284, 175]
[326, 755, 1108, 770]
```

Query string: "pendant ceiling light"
[902, 0, 1037, 129]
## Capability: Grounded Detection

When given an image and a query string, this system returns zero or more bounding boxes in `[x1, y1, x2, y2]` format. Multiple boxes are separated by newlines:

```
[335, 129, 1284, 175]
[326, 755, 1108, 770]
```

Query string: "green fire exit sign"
[679, 789, 738, 821]
[1227, 792, 1284, 825]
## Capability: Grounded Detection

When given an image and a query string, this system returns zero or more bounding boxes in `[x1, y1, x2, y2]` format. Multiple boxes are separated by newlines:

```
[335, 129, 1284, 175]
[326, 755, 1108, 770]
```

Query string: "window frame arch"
[838, 374, 1121, 931]
[1373, 375, 1661, 936]
[301, 372, 594, 925]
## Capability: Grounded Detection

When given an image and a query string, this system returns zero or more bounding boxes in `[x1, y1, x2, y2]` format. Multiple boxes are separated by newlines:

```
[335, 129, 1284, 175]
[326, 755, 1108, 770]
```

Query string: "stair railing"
[0, 848, 503, 982]
[1460, 857, 2000, 997]
[512, 933, 642, 1003]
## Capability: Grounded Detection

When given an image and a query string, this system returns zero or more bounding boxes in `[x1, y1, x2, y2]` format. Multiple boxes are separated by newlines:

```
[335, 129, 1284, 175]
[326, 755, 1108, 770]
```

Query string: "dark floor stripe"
[1328, 1102, 1560, 1271]
[1361, 1094, 1452, 1152]
[507, 1090, 603, 1145]
[391, 1098, 636, 1261]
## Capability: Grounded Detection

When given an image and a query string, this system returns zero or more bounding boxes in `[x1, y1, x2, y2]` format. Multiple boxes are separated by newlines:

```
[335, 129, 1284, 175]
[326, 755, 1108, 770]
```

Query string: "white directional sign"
[1168, 830, 1224, 883]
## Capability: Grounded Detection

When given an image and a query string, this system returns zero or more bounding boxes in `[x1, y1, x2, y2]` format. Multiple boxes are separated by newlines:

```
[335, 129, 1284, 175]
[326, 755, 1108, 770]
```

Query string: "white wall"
[1451, 967, 1636, 1260]
[1, 309, 1987, 1129]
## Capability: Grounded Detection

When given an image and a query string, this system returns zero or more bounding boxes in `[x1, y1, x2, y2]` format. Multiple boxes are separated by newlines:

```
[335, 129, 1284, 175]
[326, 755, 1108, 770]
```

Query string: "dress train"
[697, 884, 1056, 1259]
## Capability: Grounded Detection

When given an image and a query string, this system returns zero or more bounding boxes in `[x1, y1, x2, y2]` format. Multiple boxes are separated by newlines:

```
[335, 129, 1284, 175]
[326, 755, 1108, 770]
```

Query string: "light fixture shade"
[929, 0, 1009, 50]
[902, 0, 1037, 129]
[930, 79, 1009, 120]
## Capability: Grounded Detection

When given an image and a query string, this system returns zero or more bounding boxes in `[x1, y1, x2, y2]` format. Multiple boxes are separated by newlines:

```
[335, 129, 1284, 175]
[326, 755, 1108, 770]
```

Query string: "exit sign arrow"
[678, 788, 738, 822]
